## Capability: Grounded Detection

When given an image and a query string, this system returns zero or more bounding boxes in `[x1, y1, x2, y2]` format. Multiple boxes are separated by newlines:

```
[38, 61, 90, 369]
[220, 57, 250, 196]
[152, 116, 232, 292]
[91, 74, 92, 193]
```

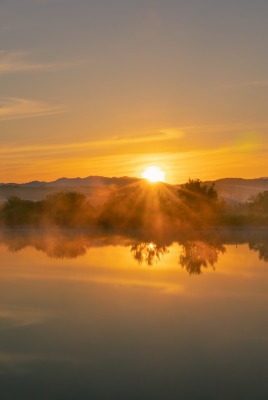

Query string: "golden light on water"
[141, 166, 166, 183]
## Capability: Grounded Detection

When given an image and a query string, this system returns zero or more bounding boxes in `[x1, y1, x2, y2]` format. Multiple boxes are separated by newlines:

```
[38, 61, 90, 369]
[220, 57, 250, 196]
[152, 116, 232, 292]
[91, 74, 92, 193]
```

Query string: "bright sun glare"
[141, 166, 165, 183]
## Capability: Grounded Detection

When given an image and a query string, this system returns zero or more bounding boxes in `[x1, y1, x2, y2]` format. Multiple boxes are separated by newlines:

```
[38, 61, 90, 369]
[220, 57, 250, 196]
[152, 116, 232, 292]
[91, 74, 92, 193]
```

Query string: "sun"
[141, 166, 165, 183]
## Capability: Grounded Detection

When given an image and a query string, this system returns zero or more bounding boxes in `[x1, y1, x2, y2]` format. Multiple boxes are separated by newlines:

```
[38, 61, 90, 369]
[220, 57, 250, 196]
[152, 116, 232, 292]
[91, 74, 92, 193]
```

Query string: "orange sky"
[1, 0, 268, 184]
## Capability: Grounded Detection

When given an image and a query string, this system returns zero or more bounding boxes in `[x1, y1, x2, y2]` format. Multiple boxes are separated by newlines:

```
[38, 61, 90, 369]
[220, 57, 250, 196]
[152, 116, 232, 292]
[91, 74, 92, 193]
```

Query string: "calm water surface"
[0, 229, 268, 399]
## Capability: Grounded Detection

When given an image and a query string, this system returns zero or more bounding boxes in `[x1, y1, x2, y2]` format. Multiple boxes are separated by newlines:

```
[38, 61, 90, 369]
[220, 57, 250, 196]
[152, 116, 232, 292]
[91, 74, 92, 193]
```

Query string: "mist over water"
[0, 227, 267, 269]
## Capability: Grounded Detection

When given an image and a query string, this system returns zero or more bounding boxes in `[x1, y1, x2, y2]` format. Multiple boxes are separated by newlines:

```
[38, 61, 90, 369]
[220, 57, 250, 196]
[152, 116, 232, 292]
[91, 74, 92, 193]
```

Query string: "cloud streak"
[221, 79, 268, 89]
[0, 50, 90, 74]
[0, 129, 183, 158]
[0, 97, 65, 121]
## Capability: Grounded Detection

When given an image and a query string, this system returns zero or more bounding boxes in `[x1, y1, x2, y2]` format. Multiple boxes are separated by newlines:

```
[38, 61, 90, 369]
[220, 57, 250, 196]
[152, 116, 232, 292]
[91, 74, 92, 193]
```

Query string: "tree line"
[0, 179, 268, 230]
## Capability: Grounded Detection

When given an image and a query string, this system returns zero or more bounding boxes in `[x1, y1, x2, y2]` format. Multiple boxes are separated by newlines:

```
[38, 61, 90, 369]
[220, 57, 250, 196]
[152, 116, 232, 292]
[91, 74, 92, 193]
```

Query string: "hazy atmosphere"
[1, 3, 268, 400]
[1, 0, 268, 183]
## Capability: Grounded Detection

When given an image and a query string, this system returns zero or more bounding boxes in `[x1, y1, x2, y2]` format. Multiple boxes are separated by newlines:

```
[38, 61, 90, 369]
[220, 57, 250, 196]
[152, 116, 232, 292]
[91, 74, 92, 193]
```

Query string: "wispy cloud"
[111, 128, 183, 145]
[221, 79, 268, 89]
[241, 79, 268, 87]
[0, 97, 65, 120]
[0, 129, 183, 156]
[0, 50, 89, 74]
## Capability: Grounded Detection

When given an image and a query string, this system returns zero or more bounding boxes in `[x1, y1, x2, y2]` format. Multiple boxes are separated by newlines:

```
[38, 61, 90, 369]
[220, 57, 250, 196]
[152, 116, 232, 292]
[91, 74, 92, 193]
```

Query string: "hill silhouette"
[0, 176, 140, 205]
[1, 175, 268, 206]
[206, 178, 268, 203]
[0, 176, 139, 188]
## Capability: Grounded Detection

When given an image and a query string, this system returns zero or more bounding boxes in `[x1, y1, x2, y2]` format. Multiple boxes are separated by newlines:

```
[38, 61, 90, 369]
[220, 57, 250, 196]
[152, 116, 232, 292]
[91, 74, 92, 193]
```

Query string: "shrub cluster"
[1, 180, 268, 229]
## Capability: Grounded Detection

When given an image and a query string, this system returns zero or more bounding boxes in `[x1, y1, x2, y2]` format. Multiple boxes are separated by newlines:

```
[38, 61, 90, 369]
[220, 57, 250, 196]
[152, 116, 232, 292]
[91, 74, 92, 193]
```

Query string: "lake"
[0, 228, 268, 399]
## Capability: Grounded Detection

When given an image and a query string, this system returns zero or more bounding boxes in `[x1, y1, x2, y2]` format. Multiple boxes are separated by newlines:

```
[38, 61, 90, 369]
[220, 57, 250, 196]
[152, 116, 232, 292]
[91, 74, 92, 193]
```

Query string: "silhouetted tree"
[43, 192, 94, 226]
[1, 192, 95, 227]
[99, 185, 149, 230]
[249, 191, 268, 214]
[178, 179, 218, 204]
[177, 179, 224, 225]
[2, 196, 42, 225]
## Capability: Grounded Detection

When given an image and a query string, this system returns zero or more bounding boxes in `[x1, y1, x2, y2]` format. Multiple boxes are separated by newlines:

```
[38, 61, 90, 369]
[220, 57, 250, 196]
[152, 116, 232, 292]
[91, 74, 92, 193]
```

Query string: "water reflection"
[131, 242, 169, 266]
[179, 241, 226, 275]
[0, 229, 131, 259]
[248, 240, 268, 262]
[1, 229, 268, 399]
[0, 228, 268, 273]
[7, 234, 88, 259]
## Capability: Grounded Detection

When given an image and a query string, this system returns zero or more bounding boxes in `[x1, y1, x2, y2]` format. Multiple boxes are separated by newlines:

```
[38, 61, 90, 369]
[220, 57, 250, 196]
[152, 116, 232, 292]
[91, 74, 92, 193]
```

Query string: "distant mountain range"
[1, 176, 268, 204]
[0, 176, 140, 205]
[0, 176, 139, 188]
[207, 178, 268, 203]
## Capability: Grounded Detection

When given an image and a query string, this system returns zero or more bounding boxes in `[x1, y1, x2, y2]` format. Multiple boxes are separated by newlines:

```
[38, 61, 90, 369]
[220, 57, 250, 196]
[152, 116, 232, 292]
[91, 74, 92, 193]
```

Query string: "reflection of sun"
[141, 166, 165, 183]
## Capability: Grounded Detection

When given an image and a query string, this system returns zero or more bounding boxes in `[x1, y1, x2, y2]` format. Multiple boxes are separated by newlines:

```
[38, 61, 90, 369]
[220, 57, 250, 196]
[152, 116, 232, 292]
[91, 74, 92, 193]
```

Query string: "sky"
[0, 0, 268, 184]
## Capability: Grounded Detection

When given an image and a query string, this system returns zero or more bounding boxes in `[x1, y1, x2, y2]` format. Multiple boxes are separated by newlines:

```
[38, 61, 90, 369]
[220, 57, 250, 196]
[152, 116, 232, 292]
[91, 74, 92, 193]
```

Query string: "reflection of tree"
[0, 230, 132, 260]
[249, 241, 268, 262]
[35, 240, 87, 259]
[2, 232, 90, 259]
[131, 242, 169, 266]
[2, 229, 268, 268]
[179, 241, 226, 275]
